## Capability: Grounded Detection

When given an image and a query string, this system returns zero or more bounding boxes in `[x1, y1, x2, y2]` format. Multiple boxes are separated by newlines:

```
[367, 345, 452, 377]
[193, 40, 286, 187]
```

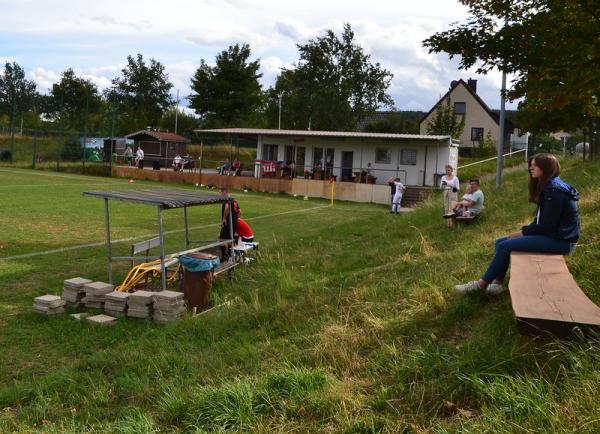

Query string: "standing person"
[135, 146, 144, 168]
[455, 153, 580, 295]
[441, 165, 460, 222]
[218, 187, 241, 240]
[387, 176, 405, 214]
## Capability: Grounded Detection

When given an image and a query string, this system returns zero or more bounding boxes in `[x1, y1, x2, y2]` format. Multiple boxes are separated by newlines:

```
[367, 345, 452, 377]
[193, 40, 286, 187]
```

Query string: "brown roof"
[126, 130, 191, 143]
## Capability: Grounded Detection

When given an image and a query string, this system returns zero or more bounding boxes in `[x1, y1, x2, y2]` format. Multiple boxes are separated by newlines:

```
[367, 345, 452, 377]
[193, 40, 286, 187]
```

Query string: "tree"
[266, 23, 393, 131]
[106, 54, 173, 133]
[425, 98, 465, 139]
[158, 108, 200, 137]
[189, 44, 264, 128]
[44, 68, 103, 132]
[0, 62, 38, 124]
[423, 0, 600, 158]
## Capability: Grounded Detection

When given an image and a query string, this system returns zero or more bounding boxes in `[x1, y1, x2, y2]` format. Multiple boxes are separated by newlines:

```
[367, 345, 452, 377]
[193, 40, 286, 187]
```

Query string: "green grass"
[0, 160, 600, 432]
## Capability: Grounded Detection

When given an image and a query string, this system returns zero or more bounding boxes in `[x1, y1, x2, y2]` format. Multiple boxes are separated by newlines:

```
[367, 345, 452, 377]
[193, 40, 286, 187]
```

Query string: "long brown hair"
[528, 153, 560, 203]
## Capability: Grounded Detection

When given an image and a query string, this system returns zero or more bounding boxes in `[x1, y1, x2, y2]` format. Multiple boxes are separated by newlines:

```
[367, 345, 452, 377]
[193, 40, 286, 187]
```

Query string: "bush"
[0, 149, 11, 161]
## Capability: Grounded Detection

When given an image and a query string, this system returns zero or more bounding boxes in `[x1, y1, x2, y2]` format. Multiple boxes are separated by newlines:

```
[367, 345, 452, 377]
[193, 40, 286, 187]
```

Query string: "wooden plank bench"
[455, 213, 480, 224]
[509, 252, 600, 336]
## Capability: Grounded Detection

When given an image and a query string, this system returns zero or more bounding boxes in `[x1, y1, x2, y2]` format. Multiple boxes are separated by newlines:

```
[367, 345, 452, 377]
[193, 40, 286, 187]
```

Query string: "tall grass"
[0, 160, 600, 432]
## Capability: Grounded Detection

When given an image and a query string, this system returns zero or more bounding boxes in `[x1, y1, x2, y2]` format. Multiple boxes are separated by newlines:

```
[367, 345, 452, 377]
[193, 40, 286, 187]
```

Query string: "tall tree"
[425, 98, 466, 139]
[423, 0, 600, 158]
[189, 44, 264, 128]
[105, 54, 173, 133]
[0, 62, 38, 123]
[266, 23, 393, 131]
[158, 108, 200, 137]
[44, 68, 103, 132]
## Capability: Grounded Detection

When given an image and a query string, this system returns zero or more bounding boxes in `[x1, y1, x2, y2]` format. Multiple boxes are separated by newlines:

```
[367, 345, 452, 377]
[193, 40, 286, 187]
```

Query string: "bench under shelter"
[83, 188, 236, 290]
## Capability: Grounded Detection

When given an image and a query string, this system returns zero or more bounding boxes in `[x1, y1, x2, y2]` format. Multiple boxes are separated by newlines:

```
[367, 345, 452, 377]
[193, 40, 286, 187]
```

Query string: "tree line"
[1, 24, 415, 138]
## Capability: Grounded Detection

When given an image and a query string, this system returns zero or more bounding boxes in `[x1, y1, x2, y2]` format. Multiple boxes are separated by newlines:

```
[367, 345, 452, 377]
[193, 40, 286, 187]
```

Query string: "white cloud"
[5, 0, 518, 111]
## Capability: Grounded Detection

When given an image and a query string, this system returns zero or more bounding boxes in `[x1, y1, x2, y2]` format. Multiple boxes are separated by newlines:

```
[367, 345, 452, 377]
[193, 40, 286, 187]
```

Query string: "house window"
[454, 102, 466, 115]
[400, 149, 417, 166]
[375, 148, 392, 164]
[471, 128, 484, 141]
[262, 144, 278, 160]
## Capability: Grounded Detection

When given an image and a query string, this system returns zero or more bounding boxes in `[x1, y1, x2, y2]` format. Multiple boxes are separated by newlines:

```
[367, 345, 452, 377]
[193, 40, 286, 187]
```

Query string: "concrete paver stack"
[82, 281, 113, 309]
[63, 277, 93, 308]
[34, 295, 66, 315]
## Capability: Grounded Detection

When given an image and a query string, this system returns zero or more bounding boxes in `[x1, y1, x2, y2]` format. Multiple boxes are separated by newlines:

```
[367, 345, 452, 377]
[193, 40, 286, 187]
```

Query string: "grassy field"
[0, 160, 600, 432]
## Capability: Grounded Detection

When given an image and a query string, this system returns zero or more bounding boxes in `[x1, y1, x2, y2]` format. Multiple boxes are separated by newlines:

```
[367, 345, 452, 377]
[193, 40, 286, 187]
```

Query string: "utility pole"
[496, 66, 507, 189]
[9, 96, 16, 163]
[495, 17, 510, 189]
[278, 93, 283, 130]
[83, 89, 89, 170]
[175, 89, 179, 134]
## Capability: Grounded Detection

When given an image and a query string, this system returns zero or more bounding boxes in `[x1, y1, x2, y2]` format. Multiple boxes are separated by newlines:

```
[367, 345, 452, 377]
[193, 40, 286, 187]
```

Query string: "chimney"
[467, 79, 477, 93]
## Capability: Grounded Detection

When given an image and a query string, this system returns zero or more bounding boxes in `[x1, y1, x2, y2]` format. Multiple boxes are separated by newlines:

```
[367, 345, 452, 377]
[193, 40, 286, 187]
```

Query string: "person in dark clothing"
[219, 187, 240, 240]
[455, 153, 580, 295]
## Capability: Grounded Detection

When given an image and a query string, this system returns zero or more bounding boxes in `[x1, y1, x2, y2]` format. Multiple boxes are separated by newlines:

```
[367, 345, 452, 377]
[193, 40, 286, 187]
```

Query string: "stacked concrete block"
[87, 314, 117, 326]
[63, 277, 93, 308]
[104, 291, 129, 317]
[153, 290, 186, 323]
[34, 295, 66, 315]
[127, 290, 154, 319]
[82, 281, 114, 309]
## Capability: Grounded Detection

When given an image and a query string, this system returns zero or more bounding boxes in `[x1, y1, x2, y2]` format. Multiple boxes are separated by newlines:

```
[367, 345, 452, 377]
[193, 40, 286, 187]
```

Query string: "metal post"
[183, 206, 190, 249]
[83, 90, 89, 170]
[496, 68, 507, 189]
[9, 96, 15, 163]
[110, 108, 115, 170]
[278, 93, 283, 130]
[228, 197, 235, 260]
[58, 93, 64, 171]
[32, 131, 37, 169]
[104, 198, 113, 284]
[157, 207, 167, 290]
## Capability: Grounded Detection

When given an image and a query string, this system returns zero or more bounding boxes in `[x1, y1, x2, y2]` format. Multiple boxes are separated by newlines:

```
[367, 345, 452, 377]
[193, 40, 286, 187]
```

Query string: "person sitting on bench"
[235, 217, 254, 243]
[454, 153, 580, 295]
[451, 184, 474, 216]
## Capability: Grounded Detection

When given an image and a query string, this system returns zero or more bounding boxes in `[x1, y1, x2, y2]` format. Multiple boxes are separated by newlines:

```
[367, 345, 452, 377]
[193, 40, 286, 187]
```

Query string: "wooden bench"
[455, 213, 480, 224]
[509, 252, 600, 336]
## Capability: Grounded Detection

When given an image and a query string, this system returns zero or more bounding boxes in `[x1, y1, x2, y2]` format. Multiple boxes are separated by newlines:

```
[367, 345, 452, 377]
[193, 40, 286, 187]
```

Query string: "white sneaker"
[454, 281, 482, 293]
[487, 283, 507, 295]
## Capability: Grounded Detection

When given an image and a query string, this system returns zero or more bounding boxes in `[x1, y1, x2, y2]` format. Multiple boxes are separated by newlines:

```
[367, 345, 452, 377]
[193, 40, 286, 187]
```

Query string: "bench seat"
[213, 261, 238, 276]
[509, 252, 600, 336]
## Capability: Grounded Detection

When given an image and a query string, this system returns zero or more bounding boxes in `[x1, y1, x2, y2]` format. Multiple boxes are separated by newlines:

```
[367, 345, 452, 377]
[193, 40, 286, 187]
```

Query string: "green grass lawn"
[1, 161, 600, 432]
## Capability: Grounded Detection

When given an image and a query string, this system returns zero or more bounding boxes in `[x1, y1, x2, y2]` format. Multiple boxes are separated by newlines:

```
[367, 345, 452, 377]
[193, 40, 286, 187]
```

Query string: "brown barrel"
[181, 252, 216, 308]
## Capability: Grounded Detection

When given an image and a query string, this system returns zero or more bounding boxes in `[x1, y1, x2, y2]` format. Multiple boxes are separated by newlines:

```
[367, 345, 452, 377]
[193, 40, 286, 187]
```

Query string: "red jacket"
[236, 218, 253, 238]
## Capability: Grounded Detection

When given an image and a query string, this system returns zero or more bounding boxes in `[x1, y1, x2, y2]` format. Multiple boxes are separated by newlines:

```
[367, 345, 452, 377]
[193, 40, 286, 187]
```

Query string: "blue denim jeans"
[482, 235, 575, 283]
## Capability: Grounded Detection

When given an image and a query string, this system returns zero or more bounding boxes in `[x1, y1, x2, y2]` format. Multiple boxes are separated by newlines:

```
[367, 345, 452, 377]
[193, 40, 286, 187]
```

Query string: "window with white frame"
[375, 147, 392, 164]
[400, 149, 417, 165]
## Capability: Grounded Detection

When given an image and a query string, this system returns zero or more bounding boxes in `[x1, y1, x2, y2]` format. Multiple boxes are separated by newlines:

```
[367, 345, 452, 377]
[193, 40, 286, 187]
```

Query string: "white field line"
[0, 182, 127, 189]
[0, 168, 118, 182]
[0, 204, 329, 261]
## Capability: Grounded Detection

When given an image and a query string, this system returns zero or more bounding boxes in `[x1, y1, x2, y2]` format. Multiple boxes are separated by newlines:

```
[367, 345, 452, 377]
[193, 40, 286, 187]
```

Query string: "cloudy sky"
[1, 0, 516, 112]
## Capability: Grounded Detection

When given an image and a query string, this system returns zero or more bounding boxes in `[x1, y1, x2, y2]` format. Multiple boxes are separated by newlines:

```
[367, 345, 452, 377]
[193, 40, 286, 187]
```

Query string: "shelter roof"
[83, 189, 229, 209]
[126, 130, 191, 143]
[195, 127, 452, 142]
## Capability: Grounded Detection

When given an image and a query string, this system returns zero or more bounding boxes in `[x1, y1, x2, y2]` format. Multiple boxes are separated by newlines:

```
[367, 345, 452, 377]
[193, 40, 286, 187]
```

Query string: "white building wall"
[256, 135, 453, 186]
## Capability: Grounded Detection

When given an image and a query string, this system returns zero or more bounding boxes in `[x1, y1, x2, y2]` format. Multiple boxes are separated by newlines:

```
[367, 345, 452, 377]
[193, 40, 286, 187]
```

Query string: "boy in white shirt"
[388, 177, 405, 214]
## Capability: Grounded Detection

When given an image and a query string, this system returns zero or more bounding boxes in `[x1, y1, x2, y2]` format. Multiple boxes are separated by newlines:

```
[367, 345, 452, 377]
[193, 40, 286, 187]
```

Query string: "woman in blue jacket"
[455, 153, 580, 295]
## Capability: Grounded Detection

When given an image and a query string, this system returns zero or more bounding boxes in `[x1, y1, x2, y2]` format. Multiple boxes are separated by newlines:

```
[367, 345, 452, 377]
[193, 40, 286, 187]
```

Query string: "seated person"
[217, 159, 231, 175]
[235, 217, 254, 243]
[182, 154, 194, 170]
[450, 184, 474, 215]
[231, 158, 241, 176]
[172, 154, 183, 171]
[447, 179, 484, 218]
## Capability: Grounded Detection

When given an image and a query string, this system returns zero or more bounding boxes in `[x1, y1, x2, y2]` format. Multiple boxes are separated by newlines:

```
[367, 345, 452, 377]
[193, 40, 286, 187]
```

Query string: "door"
[341, 151, 353, 179]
